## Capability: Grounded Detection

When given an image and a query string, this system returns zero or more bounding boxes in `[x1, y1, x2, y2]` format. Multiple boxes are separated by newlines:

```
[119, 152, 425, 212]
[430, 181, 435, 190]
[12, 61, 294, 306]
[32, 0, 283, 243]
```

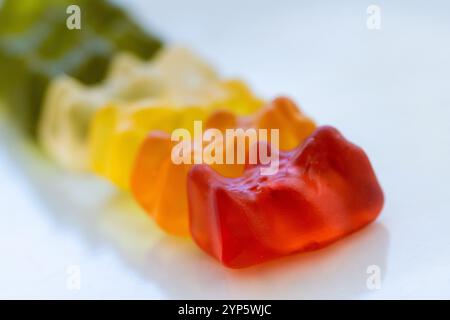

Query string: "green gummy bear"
[0, 0, 162, 136]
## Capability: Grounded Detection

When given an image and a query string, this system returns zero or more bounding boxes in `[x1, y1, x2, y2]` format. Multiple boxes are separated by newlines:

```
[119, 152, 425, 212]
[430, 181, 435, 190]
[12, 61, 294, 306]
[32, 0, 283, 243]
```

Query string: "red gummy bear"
[187, 126, 384, 268]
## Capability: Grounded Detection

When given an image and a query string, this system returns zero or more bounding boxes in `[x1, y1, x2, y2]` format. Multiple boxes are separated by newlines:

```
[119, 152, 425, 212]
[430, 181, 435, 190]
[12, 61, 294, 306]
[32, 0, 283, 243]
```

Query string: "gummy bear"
[187, 126, 384, 268]
[131, 97, 315, 236]
[38, 47, 219, 170]
[0, 0, 161, 135]
[89, 77, 263, 190]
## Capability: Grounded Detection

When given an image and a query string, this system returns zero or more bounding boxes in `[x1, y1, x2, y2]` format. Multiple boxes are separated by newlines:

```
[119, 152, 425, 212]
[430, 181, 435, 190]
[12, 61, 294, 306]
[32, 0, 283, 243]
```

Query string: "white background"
[0, 0, 449, 299]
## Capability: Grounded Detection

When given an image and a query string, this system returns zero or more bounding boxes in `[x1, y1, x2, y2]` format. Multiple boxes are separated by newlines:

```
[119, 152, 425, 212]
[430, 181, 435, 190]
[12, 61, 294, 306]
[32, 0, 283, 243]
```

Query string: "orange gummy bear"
[130, 97, 316, 236]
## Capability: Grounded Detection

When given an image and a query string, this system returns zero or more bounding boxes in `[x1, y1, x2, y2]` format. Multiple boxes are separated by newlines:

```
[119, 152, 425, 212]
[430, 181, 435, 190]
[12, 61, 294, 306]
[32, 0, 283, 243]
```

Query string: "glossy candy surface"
[131, 97, 315, 236]
[0, 0, 161, 135]
[187, 126, 384, 268]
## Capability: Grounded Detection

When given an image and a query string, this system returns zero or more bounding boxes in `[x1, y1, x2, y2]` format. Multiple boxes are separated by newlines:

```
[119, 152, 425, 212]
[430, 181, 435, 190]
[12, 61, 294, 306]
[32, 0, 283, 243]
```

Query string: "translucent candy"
[0, 0, 161, 135]
[188, 126, 384, 268]
[38, 47, 219, 170]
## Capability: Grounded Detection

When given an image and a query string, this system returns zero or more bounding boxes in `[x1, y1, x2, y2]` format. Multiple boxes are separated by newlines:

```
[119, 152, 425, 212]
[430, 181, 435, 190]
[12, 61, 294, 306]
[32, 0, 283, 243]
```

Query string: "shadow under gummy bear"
[0, 119, 389, 299]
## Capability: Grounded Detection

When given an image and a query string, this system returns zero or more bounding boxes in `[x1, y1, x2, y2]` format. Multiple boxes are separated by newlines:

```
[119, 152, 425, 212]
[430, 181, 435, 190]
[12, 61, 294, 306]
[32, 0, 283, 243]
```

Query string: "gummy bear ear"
[270, 96, 300, 115]
[290, 125, 341, 167]
[188, 163, 225, 190]
[254, 96, 316, 151]
[290, 126, 383, 194]
[204, 109, 238, 132]
[255, 96, 300, 127]
[267, 96, 314, 123]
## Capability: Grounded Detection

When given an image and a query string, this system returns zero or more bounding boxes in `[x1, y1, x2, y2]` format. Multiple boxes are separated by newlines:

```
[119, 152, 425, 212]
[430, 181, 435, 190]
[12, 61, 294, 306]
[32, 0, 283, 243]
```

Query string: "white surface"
[1, 0, 450, 299]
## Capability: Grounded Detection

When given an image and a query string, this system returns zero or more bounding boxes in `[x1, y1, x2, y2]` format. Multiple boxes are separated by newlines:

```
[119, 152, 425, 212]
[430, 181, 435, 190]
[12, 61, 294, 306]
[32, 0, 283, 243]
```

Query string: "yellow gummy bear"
[89, 79, 263, 190]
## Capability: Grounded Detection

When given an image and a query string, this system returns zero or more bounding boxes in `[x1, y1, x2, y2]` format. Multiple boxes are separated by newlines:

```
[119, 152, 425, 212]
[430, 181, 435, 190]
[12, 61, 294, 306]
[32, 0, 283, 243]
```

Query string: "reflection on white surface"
[1, 0, 450, 298]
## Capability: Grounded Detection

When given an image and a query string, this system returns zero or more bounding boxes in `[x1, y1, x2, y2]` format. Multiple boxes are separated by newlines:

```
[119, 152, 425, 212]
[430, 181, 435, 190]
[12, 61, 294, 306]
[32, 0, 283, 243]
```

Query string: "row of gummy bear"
[0, 0, 384, 268]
